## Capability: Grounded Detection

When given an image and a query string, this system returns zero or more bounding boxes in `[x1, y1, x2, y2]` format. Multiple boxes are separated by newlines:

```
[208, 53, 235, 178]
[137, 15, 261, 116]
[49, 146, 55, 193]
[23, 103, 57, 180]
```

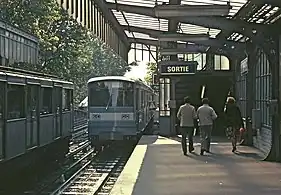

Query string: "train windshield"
[88, 80, 134, 107]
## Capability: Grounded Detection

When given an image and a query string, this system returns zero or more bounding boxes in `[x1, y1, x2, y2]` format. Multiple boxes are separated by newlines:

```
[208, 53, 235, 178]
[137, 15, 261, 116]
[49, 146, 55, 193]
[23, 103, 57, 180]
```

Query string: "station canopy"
[105, 0, 281, 53]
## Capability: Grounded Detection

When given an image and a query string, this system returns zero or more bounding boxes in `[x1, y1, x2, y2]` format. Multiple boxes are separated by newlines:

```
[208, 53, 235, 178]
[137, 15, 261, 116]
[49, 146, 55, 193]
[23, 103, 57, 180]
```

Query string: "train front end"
[87, 77, 136, 147]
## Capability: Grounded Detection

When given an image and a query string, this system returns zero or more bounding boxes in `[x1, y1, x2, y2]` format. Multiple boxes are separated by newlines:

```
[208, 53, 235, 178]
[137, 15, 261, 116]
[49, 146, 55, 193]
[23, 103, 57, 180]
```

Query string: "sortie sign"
[159, 61, 197, 75]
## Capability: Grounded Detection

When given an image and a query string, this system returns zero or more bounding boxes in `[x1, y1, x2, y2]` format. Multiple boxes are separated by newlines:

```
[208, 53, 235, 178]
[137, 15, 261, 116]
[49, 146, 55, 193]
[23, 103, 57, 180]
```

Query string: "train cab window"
[89, 80, 134, 107]
[116, 82, 134, 107]
[40, 87, 52, 115]
[62, 89, 72, 111]
[7, 84, 25, 120]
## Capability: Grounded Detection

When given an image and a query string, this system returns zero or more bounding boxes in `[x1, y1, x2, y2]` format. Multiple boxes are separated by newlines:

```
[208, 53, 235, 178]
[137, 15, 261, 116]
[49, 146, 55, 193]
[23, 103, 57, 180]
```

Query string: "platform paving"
[110, 135, 281, 195]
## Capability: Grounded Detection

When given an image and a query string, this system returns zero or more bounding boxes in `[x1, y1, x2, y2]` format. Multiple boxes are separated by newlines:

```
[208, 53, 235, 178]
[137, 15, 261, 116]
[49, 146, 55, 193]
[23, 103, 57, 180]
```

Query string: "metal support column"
[269, 36, 280, 161]
[277, 35, 281, 161]
[245, 43, 255, 146]
[263, 36, 279, 161]
[168, 0, 181, 136]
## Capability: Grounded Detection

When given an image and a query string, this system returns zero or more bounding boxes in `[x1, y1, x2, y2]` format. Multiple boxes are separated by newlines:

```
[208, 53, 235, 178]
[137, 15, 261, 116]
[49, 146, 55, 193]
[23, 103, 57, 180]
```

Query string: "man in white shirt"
[177, 96, 197, 155]
[197, 98, 217, 155]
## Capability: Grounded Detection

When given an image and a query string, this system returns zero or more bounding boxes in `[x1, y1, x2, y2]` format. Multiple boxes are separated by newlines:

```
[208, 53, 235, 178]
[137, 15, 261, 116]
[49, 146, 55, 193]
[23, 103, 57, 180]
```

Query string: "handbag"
[225, 126, 233, 139]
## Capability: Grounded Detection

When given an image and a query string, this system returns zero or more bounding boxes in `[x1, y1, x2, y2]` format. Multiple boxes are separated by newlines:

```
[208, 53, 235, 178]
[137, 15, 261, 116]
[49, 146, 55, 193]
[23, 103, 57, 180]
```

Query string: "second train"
[87, 76, 158, 148]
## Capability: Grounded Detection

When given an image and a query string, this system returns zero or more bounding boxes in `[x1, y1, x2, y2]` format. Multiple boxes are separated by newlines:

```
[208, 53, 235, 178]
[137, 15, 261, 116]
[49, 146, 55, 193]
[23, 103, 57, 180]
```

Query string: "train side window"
[136, 88, 140, 110]
[141, 90, 144, 108]
[40, 87, 52, 115]
[7, 84, 25, 120]
[0, 82, 4, 118]
[27, 85, 39, 117]
[62, 89, 72, 111]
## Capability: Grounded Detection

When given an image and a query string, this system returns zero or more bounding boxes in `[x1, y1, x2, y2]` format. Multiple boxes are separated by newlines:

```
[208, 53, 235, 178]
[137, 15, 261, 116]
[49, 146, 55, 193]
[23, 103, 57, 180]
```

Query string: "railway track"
[51, 145, 135, 195]
[19, 119, 90, 195]
[23, 143, 94, 194]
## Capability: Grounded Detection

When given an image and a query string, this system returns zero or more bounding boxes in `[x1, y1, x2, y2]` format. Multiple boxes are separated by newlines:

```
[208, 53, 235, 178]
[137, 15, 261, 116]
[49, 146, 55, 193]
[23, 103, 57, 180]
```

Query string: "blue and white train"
[87, 76, 157, 147]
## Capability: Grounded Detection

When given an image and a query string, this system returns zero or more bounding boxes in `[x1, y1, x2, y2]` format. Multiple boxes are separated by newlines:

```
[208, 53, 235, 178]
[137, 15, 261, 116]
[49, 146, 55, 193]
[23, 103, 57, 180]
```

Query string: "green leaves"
[144, 62, 157, 84]
[0, 0, 130, 105]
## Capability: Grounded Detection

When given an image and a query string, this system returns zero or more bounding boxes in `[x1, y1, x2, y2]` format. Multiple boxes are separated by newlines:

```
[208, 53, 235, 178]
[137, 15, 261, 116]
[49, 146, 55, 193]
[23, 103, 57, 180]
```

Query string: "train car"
[87, 76, 157, 148]
[0, 66, 74, 182]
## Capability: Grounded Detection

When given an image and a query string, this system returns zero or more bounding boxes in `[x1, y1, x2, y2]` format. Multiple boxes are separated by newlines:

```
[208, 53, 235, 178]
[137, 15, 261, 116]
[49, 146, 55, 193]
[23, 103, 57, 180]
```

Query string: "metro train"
[87, 76, 157, 148]
[0, 66, 74, 182]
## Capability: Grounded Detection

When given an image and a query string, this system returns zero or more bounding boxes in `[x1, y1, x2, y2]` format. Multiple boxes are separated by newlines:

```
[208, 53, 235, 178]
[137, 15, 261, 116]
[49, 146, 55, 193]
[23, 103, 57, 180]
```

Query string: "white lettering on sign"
[167, 66, 189, 73]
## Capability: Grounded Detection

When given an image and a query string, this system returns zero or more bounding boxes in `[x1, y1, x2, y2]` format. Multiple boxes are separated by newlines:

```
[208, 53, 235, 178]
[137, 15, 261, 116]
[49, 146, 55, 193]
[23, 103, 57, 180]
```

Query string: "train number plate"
[121, 114, 130, 120]
[90, 113, 101, 120]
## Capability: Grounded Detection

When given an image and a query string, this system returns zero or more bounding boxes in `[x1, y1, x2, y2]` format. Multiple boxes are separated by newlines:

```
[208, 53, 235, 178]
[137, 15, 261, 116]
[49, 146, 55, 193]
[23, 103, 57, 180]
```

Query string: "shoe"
[183, 152, 187, 156]
[232, 146, 236, 153]
[189, 147, 195, 153]
[206, 150, 210, 153]
[200, 149, 204, 155]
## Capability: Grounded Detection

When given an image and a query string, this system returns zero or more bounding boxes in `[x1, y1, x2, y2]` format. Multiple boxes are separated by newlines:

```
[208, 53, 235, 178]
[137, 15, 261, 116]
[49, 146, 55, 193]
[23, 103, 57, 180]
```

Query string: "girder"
[251, 0, 281, 7]
[154, 4, 231, 17]
[123, 26, 245, 50]
[107, 2, 268, 37]
[129, 38, 231, 56]
[94, 0, 129, 46]
[160, 46, 209, 54]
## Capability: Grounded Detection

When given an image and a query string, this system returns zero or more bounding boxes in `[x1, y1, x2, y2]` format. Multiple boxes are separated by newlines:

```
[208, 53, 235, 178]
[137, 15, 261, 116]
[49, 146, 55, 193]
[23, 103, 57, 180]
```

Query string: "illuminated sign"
[159, 61, 197, 75]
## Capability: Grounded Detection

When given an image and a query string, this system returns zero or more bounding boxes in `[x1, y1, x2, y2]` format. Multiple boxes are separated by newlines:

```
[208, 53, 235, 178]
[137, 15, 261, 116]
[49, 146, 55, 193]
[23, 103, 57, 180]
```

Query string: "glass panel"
[159, 78, 170, 116]
[0, 82, 4, 158]
[7, 84, 25, 120]
[27, 85, 39, 117]
[40, 87, 53, 115]
[254, 49, 272, 126]
[221, 56, 230, 70]
[214, 55, 221, 70]
[88, 80, 134, 107]
[62, 89, 72, 111]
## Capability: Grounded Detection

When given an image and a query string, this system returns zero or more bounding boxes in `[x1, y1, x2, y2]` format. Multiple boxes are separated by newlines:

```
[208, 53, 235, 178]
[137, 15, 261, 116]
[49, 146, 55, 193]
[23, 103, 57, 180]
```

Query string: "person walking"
[197, 98, 217, 155]
[177, 96, 197, 155]
[224, 97, 244, 152]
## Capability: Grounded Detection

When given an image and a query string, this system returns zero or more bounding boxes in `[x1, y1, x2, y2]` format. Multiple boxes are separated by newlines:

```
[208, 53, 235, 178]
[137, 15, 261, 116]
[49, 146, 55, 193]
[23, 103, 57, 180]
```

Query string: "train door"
[135, 87, 140, 131]
[54, 86, 62, 138]
[26, 84, 39, 148]
[0, 82, 5, 159]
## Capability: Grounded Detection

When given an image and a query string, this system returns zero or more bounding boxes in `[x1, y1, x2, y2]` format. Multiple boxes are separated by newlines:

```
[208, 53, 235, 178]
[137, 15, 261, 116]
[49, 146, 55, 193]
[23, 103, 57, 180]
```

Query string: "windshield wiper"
[105, 94, 112, 111]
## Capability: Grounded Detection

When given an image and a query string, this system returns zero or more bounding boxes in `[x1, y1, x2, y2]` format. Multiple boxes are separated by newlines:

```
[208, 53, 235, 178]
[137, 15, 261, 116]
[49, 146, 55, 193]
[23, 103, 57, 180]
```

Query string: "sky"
[124, 48, 156, 81]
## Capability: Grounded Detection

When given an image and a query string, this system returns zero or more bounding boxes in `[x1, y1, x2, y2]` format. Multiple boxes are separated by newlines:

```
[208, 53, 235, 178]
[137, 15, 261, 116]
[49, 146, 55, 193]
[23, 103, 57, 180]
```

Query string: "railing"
[74, 109, 87, 122]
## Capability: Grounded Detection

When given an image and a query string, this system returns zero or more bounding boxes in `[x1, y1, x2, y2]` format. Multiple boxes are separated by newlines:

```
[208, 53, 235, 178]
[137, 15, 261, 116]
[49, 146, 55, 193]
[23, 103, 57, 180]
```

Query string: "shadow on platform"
[137, 135, 159, 145]
[130, 136, 281, 195]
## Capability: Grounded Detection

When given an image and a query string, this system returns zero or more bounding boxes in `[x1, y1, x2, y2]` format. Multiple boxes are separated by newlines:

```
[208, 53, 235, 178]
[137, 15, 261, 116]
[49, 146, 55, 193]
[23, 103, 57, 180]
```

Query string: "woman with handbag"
[224, 97, 245, 152]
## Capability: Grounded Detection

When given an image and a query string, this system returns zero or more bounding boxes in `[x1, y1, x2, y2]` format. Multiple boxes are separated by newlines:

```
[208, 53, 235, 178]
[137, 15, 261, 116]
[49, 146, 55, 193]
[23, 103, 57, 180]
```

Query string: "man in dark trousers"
[177, 96, 197, 155]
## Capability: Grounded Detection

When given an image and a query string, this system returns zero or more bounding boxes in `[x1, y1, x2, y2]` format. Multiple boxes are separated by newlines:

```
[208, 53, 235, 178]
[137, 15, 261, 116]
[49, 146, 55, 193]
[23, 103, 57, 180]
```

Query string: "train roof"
[0, 66, 59, 79]
[87, 76, 153, 91]
[87, 76, 135, 83]
[0, 66, 73, 86]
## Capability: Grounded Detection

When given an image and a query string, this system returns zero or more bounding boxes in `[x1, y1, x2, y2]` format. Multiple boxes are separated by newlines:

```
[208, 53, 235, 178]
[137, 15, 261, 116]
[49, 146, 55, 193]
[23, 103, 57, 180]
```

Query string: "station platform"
[110, 135, 281, 195]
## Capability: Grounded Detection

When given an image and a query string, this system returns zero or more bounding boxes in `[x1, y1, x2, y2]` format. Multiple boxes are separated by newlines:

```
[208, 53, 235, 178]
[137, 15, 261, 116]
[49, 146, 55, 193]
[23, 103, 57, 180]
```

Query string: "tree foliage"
[0, 0, 130, 105]
[144, 62, 157, 85]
